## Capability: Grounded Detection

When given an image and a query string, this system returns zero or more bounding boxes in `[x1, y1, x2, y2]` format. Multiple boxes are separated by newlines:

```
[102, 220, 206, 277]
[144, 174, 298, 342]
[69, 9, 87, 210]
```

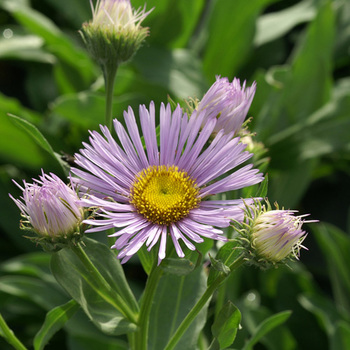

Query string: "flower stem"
[0, 313, 27, 350]
[102, 63, 118, 131]
[70, 242, 138, 324]
[135, 265, 163, 350]
[164, 255, 245, 350]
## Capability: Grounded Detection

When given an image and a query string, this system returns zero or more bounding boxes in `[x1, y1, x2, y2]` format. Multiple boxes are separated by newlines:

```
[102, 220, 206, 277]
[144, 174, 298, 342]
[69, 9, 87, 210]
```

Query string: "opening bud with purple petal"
[235, 200, 315, 269]
[80, 0, 153, 67]
[9, 171, 84, 251]
[196, 76, 256, 136]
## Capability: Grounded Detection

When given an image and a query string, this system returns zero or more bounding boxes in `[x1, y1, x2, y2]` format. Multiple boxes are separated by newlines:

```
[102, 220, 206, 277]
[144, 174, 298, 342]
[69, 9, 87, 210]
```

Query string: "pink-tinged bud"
[9, 171, 84, 250]
[197, 76, 256, 136]
[235, 201, 316, 269]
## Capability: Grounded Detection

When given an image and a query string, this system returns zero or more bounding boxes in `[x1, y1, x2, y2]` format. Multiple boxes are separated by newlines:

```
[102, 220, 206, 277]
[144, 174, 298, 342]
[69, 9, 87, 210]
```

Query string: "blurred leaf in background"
[0, 0, 349, 348]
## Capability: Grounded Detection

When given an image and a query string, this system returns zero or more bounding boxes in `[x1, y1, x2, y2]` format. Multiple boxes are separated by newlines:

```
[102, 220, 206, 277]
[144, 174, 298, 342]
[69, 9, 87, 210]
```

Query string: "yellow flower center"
[130, 165, 200, 225]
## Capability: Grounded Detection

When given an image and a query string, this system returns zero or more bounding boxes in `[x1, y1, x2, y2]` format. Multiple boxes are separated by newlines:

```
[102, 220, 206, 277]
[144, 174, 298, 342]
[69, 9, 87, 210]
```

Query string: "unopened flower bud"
[80, 0, 152, 67]
[197, 76, 256, 136]
[236, 201, 315, 268]
[9, 171, 84, 251]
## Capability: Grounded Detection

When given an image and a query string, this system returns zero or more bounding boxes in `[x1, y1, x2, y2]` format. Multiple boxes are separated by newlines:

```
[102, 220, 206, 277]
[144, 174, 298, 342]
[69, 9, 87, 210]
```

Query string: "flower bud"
[9, 171, 84, 251]
[236, 201, 314, 268]
[197, 76, 256, 136]
[80, 0, 152, 67]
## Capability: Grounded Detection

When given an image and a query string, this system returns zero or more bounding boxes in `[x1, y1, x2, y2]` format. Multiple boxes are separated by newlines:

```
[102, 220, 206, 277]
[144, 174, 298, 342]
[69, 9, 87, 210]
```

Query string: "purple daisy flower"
[197, 76, 256, 135]
[9, 171, 83, 238]
[72, 102, 263, 263]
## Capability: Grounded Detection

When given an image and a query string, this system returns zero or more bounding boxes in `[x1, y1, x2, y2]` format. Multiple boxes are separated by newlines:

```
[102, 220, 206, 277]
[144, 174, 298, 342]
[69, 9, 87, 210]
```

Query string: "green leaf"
[331, 321, 350, 350]
[8, 114, 67, 173]
[202, 0, 275, 79]
[132, 0, 205, 49]
[298, 292, 343, 336]
[50, 237, 138, 335]
[137, 243, 158, 276]
[134, 47, 207, 99]
[148, 268, 208, 349]
[0, 34, 56, 63]
[242, 311, 292, 350]
[283, 1, 335, 123]
[311, 223, 350, 314]
[1, 1, 95, 89]
[160, 258, 195, 276]
[254, 0, 316, 46]
[34, 299, 80, 350]
[212, 301, 241, 349]
[0, 252, 53, 282]
[208, 241, 242, 287]
[0, 275, 67, 310]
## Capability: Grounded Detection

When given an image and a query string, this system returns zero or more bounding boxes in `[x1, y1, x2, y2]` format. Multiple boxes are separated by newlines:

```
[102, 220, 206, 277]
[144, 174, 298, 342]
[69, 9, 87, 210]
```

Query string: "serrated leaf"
[34, 299, 79, 350]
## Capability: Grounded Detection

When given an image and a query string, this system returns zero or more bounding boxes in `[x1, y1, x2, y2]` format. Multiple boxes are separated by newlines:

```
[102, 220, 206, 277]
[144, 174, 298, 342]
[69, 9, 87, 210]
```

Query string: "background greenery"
[0, 0, 349, 349]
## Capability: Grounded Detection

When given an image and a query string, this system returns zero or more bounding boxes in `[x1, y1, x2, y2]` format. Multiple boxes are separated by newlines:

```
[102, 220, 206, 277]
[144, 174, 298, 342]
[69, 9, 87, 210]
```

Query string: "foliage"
[0, 0, 350, 349]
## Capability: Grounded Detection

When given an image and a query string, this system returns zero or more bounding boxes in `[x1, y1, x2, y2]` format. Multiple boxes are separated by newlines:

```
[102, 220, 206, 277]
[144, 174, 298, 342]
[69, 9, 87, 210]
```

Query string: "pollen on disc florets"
[130, 165, 200, 225]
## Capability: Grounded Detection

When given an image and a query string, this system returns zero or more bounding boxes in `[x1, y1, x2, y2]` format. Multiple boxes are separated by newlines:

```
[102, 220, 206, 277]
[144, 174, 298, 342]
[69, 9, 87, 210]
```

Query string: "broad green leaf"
[298, 292, 344, 336]
[268, 159, 317, 208]
[8, 114, 55, 156]
[202, 0, 275, 79]
[0, 34, 56, 63]
[134, 47, 207, 99]
[34, 299, 79, 350]
[285, 1, 335, 123]
[242, 311, 292, 350]
[331, 321, 350, 350]
[8, 114, 67, 173]
[1, 1, 95, 89]
[0, 275, 67, 310]
[65, 309, 129, 350]
[311, 223, 350, 314]
[50, 237, 138, 335]
[0, 252, 53, 282]
[148, 268, 208, 350]
[132, 0, 205, 48]
[42, 0, 91, 28]
[255, 0, 316, 46]
[0, 95, 47, 168]
[160, 258, 195, 276]
[212, 301, 241, 349]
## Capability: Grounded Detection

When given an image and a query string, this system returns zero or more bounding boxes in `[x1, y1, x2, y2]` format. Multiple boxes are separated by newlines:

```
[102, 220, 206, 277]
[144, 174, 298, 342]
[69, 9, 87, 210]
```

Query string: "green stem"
[102, 63, 118, 130]
[0, 313, 27, 350]
[70, 242, 138, 324]
[135, 265, 164, 350]
[164, 255, 245, 350]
